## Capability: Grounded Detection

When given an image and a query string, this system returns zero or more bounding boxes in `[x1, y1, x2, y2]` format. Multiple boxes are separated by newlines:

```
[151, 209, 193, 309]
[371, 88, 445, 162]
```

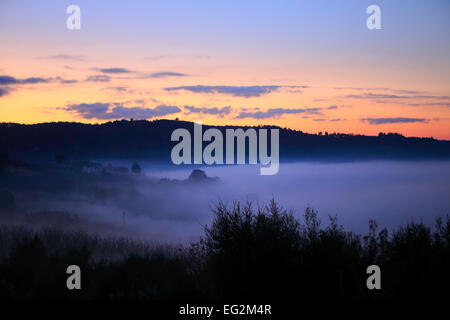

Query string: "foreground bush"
[0, 200, 448, 300]
[197, 200, 449, 300]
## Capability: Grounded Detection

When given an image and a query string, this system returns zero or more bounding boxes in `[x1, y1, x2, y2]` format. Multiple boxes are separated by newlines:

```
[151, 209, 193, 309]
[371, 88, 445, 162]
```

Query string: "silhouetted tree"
[1, 120, 449, 163]
[0, 200, 449, 300]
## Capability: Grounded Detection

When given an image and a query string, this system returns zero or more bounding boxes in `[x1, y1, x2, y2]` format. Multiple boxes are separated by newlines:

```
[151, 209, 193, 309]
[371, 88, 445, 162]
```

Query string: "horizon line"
[0, 118, 446, 141]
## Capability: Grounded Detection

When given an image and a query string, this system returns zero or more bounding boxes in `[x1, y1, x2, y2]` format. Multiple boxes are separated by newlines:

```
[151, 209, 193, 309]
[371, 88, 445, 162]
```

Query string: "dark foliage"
[1, 120, 449, 163]
[197, 201, 450, 300]
[0, 200, 448, 300]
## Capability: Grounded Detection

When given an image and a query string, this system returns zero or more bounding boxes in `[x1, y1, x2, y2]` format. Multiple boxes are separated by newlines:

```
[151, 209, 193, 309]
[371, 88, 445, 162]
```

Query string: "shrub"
[0, 200, 449, 300]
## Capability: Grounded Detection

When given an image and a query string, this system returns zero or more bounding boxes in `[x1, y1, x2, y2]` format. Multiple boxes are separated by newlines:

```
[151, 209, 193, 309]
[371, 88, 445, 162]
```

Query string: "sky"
[0, 0, 449, 139]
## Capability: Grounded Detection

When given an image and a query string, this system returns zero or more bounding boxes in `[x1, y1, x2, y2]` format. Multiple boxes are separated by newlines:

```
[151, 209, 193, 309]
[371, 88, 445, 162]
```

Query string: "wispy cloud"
[347, 92, 450, 100]
[85, 75, 111, 82]
[0, 75, 50, 85]
[335, 87, 424, 95]
[116, 70, 189, 80]
[144, 55, 173, 60]
[93, 68, 188, 78]
[165, 85, 308, 98]
[38, 54, 86, 61]
[330, 118, 347, 122]
[93, 67, 133, 74]
[361, 117, 427, 125]
[147, 72, 188, 78]
[103, 86, 129, 92]
[235, 107, 322, 119]
[407, 102, 450, 108]
[0, 87, 11, 97]
[184, 105, 231, 116]
[347, 93, 410, 100]
[53, 76, 78, 84]
[64, 102, 181, 120]
[0, 75, 77, 98]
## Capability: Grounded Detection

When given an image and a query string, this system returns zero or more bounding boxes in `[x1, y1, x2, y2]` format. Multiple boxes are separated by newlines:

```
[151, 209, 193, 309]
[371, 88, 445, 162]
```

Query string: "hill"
[1, 119, 449, 163]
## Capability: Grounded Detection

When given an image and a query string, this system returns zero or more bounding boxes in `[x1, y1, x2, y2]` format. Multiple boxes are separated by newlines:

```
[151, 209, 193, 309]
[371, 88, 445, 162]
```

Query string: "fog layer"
[2, 160, 449, 242]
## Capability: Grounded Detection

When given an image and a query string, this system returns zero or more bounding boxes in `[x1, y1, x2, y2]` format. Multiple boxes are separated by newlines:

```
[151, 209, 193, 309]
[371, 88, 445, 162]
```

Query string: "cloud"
[0, 87, 11, 97]
[0, 75, 50, 85]
[104, 86, 129, 92]
[85, 75, 111, 82]
[39, 54, 86, 61]
[115, 70, 189, 80]
[165, 85, 300, 98]
[64, 103, 110, 119]
[235, 107, 322, 119]
[184, 105, 231, 116]
[144, 55, 173, 60]
[0, 76, 20, 85]
[94, 68, 133, 74]
[347, 93, 410, 100]
[330, 118, 347, 122]
[53, 76, 78, 84]
[335, 87, 423, 95]
[408, 102, 450, 108]
[0, 75, 76, 97]
[347, 92, 450, 100]
[327, 105, 338, 110]
[147, 72, 188, 78]
[361, 117, 427, 125]
[0, 75, 77, 85]
[64, 102, 181, 120]
[286, 88, 304, 94]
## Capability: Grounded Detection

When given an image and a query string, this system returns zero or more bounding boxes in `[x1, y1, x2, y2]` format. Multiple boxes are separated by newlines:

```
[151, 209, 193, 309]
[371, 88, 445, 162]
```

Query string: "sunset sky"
[0, 0, 449, 139]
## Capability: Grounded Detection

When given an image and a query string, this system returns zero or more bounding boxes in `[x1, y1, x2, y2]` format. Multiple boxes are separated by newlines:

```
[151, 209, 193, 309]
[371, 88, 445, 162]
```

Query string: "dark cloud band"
[184, 105, 231, 115]
[361, 117, 427, 125]
[235, 107, 322, 119]
[64, 102, 181, 120]
[94, 68, 133, 74]
[165, 85, 308, 98]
